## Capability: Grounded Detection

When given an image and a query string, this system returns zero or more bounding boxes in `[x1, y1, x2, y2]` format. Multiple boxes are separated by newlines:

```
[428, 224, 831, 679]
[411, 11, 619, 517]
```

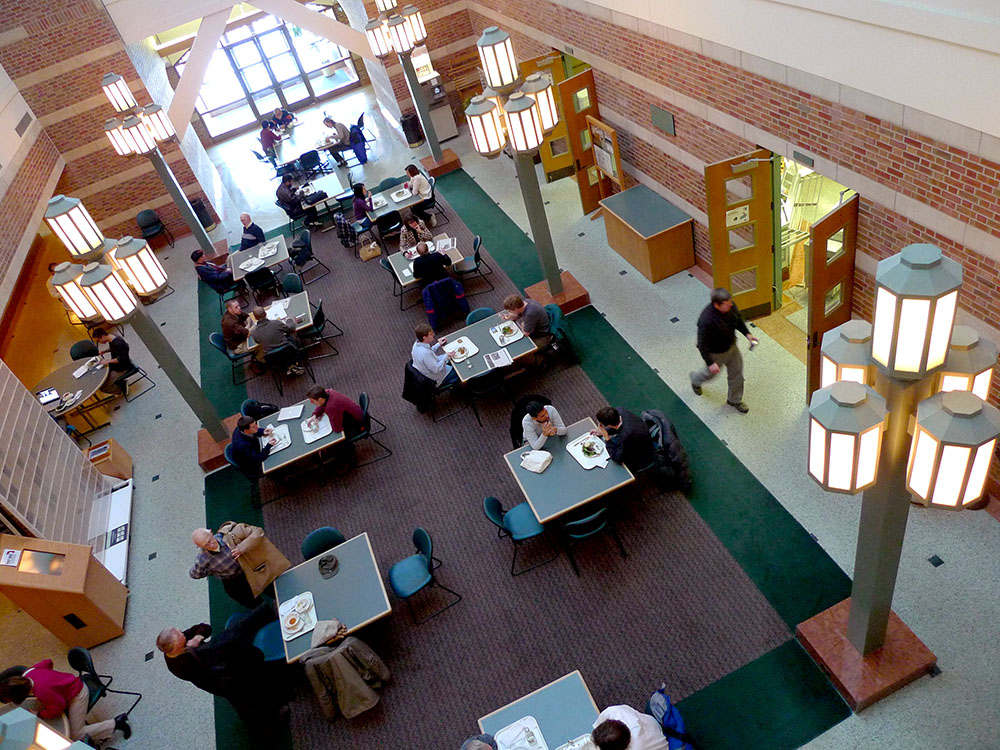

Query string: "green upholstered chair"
[483, 496, 558, 576]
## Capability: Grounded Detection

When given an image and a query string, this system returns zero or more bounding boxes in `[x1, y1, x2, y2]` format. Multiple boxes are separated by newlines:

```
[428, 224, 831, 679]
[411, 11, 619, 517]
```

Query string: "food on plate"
[284, 613, 300, 629]
[455, 346, 467, 357]
[581, 440, 600, 458]
[295, 597, 311, 613]
[500, 324, 516, 336]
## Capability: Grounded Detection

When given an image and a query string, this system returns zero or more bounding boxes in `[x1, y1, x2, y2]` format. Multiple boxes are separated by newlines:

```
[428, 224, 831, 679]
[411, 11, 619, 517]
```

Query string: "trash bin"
[188, 197, 217, 232]
[401, 113, 424, 148]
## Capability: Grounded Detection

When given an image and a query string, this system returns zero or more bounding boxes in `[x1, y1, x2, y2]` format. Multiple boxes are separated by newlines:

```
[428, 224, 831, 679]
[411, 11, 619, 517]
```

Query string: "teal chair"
[67, 647, 142, 715]
[301, 526, 346, 560]
[454, 236, 493, 294]
[544, 303, 577, 364]
[223, 613, 284, 662]
[349, 392, 392, 466]
[209, 332, 256, 385]
[240, 398, 278, 420]
[465, 306, 495, 325]
[70, 339, 99, 361]
[376, 175, 407, 193]
[483, 496, 558, 576]
[224, 444, 261, 508]
[560, 507, 627, 576]
[388, 528, 462, 624]
[282, 272, 304, 294]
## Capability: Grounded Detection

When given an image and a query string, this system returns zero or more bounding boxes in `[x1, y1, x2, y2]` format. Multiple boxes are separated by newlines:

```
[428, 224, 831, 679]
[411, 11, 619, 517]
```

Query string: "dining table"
[258, 397, 347, 475]
[503, 417, 635, 523]
[387, 234, 466, 291]
[478, 670, 600, 749]
[228, 235, 289, 282]
[237, 291, 314, 354]
[443, 312, 538, 383]
[367, 183, 424, 220]
[273, 532, 391, 663]
[31, 359, 112, 433]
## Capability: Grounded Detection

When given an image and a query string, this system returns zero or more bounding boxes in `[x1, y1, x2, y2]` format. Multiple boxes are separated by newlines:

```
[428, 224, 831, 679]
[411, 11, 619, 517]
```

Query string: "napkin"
[310, 618, 347, 648]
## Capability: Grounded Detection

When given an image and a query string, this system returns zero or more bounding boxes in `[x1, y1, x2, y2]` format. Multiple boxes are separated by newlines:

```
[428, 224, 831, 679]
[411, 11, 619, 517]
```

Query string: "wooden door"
[520, 52, 572, 182]
[806, 194, 860, 396]
[704, 149, 776, 319]
[557, 68, 608, 215]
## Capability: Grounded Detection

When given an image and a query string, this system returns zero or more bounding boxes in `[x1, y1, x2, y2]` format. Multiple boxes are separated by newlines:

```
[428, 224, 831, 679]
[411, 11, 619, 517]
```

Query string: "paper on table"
[277, 404, 304, 421]
[484, 348, 513, 369]
[435, 237, 456, 253]
[267, 301, 289, 320]
[72, 364, 89, 378]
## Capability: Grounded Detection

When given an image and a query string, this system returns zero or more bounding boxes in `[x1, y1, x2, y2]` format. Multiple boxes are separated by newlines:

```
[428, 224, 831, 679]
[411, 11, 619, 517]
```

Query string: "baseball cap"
[190, 249, 204, 262]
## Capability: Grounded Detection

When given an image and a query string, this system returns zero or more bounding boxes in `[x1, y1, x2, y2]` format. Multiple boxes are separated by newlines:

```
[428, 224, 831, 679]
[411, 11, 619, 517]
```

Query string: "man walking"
[690, 288, 757, 414]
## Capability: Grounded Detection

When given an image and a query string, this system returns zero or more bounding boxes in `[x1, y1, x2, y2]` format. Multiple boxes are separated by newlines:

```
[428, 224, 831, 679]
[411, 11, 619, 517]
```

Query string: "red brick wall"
[0, 134, 62, 280]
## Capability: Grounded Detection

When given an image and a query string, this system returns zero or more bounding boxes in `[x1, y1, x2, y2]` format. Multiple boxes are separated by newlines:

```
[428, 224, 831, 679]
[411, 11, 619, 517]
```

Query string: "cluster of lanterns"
[808, 244, 999, 509]
[100, 73, 176, 156]
[464, 27, 559, 157]
[364, 0, 427, 59]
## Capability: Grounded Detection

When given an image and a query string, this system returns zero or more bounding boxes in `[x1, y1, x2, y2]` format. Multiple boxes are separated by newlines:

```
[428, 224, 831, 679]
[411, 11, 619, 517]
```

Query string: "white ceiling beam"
[166, 9, 229, 139]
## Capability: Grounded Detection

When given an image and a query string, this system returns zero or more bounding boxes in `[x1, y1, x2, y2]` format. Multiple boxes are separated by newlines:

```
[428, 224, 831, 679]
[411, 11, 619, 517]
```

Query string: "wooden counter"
[600, 184, 695, 283]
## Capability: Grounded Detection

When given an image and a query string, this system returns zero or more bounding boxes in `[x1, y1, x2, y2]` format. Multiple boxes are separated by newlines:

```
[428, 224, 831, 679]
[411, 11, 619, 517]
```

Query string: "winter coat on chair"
[219, 521, 292, 597]
[422, 277, 469, 330]
[300, 637, 390, 719]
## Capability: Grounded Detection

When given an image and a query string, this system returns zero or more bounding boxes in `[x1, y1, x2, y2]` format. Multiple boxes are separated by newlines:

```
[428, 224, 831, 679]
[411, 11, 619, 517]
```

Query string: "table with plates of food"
[228, 235, 289, 282]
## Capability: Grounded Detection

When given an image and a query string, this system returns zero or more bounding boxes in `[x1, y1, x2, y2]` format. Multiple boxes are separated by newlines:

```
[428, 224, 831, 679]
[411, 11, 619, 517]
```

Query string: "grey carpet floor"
[249, 201, 790, 748]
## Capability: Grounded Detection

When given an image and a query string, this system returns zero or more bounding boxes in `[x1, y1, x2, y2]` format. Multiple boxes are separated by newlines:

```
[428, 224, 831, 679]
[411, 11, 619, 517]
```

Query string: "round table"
[32, 359, 110, 419]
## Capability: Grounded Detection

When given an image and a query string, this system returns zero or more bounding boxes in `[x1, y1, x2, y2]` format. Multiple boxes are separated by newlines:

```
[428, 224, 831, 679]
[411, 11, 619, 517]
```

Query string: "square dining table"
[503, 418, 635, 523]
[273, 532, 391, 663]
[229, 234, 289, 282]
[368, 184, 423, 219]
[258, 397, 346, 475]
[237, 291, 314, 354]
[387, 235, 466, 290]
[478, 670, 600, 746]
[445, 312, 538, 383]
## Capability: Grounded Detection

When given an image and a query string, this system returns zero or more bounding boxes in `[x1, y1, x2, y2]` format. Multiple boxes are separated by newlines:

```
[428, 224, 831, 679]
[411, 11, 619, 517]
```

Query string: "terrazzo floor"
[32, 85, 999, 750]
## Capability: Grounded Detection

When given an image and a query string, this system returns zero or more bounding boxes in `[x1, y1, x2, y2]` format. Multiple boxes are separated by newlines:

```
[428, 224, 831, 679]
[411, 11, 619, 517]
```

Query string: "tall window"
[175, 8, 359, 139]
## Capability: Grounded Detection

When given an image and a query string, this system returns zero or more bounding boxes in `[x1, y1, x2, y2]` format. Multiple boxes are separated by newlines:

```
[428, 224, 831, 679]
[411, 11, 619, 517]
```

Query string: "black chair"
[263, 342, 315, 396]
[282, 272, 304, 294]
[298, 149, 330, 179]
[252, 150, 283, 180]
[424, 176, 449, 226]
[290, 230, 330, 284]
[376, 176, 407, 193]
[241, 398, 279, 420]
[117, 364, 155, 402]
[136, 209, 174, 247]
[245, 266, 285, 305]
[224, 443, 261, 507]
[276, 199, 307, 235]
[67, 646, 142, 717]
[209, 332, 257, 386]
[215, 277, 247, 314]
[299, 299, 341, 360]
[560, 506, 627, 576]
[402, 361, 472, 424]
[70, 339, 99, 360]
[350, 391, 392, 466]
[509, 393, 553, 449]
[375, 209, 403, 248]
[453, 235, 494, 294]
[379, 256, 421, 310]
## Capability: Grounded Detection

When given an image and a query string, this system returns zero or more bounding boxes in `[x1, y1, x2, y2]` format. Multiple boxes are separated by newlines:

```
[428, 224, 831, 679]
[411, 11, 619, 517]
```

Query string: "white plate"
[444, 337, 479, 363]
[391, 188, 411, 202]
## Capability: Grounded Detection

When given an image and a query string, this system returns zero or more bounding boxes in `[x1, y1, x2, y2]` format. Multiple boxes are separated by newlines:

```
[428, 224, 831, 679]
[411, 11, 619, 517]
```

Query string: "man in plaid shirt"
[190, 528, 255, 607]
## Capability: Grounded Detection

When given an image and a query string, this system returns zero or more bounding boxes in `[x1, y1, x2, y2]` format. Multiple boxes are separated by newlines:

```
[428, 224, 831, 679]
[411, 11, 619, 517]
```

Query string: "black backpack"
[641, 409, 692, 492]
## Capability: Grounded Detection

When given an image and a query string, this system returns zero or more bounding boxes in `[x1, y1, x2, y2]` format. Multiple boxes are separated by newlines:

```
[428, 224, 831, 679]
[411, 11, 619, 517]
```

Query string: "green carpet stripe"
[198, 280, 291, 750]
[676, 639, 850, 748]
[564, 306, 852, 627]
[436, 169, 543, 291]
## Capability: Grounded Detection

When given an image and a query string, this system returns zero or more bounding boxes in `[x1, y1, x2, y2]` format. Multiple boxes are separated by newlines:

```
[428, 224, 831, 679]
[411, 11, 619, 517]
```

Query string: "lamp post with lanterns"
[808, 243, 1000, 657]
[100, 74, 216, 258]
[364, 0, 443, 163]
[44, 194, 227, 443]
[464, 27, 564, 296]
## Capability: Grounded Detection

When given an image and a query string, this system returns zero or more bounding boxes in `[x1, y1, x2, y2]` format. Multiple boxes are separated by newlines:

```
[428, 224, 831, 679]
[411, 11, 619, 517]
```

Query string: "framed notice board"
[586, 115, 622, 189]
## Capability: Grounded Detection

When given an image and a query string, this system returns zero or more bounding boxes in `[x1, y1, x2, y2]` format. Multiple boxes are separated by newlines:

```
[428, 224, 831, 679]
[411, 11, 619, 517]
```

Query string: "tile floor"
[25, 85, 998, 749]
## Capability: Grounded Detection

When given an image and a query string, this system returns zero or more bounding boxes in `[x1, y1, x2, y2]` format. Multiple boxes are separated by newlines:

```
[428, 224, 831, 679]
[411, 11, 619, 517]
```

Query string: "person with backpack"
[592, 705, 669, 750]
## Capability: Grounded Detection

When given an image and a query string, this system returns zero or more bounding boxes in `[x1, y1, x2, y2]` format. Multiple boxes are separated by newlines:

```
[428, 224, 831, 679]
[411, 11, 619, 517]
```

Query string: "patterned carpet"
[241, 200, 791, 748]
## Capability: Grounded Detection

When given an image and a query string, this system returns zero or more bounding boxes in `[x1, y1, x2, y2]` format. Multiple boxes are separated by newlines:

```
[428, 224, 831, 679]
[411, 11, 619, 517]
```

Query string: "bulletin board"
[586, 115, 622, 188]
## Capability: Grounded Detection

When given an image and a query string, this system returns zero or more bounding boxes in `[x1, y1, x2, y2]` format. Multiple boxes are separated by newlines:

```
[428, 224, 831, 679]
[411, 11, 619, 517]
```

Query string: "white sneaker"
[429, 215, 437, 227]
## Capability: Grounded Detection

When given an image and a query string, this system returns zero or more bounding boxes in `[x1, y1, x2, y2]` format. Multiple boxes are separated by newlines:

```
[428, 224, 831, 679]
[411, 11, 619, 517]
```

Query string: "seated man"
[276, 174, 321, 229]
[156, 602, 288, 730]
[404, 163, 434, 224]
[399, 214, 433, 252]
[306, 385, 363, 436]
[501, 293, 551, 346]
[321, 116, 352, 167]
[192, 249, 235, 293]
[221, 299, 251, 352]
[522, 400, 567, 449]
[249, 306, 305, 376]
[239, 212, 265, 250]
[412, 240, 452, 287]
[593, 406, 656, 473]
[259, 120, 281, 159]
[411, 323, 458, 387]
[271, 107, 295, 129]
[592, 705, 669, 750]
[92, 327, 135, 395]
[229, 415, 276, 477]
[460, 735, 498, 750]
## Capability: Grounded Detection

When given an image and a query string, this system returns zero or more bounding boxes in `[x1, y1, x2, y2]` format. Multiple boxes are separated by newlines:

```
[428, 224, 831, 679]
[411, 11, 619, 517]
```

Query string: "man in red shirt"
[306, 385, 363, 436]
[259, 120, 281, 158]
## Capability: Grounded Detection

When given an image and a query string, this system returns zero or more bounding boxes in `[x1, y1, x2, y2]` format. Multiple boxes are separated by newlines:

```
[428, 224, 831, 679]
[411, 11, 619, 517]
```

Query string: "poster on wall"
[586, 115, 622, 187]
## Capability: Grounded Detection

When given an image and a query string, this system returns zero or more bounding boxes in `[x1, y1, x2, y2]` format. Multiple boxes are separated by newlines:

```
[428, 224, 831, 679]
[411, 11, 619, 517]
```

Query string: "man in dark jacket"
[594, 406, 655, 473]
[192, 249, 234, 293]
[156, 602, 287, 728]
[230, 416, 276, 477]
[689, 287, 758, 414]
[249, 306, 304, 376]
[412, 240, 452, 287]
[239, 212, 265, 250]
[221, 299, 251, 351]
[276, 174, 321, 228]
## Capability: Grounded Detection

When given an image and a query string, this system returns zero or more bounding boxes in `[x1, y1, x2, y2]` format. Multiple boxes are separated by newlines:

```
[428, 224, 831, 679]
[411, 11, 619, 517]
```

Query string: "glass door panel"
[268, 53, 299, 83]
[258, 29, 289, 57]
[230, 40, 262, 68]
[251, 89, 281, 118]
[280, 81, 310, 106]
[241, 62, 272, 93]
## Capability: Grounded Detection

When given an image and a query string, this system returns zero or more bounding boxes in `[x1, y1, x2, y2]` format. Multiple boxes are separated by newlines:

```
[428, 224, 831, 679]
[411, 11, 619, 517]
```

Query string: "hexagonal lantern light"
[871, 243, 962, 380]
[937, 325, 997, 401]
[45, 195, 106, 263]
[906, 390, 1000, 509]
[820, 319, 876, 388]
[808, 381, 887, 494]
